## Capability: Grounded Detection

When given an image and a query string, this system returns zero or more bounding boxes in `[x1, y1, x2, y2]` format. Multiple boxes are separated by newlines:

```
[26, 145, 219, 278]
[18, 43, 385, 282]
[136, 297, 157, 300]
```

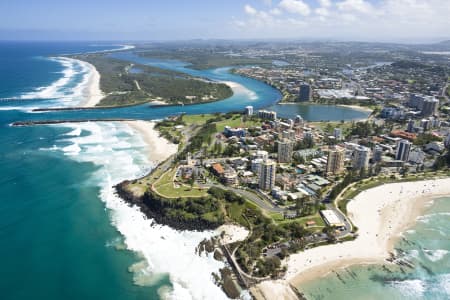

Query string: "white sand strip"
[125, 120, 178, 163]
[80, 60, 104, 107]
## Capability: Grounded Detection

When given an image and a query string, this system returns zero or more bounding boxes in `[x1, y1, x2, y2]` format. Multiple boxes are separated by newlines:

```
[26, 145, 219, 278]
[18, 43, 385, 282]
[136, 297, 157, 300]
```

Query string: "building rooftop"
[211, 163, 224, 175]
[320, 210, 344, 227]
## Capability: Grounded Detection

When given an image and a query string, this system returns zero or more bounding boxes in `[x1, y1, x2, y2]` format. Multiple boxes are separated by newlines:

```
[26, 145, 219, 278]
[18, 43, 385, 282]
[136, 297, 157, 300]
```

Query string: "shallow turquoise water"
[298, 197, 450, 300]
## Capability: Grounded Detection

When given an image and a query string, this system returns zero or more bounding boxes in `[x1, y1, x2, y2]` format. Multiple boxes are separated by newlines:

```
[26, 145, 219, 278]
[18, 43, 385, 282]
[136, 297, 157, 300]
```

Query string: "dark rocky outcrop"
[115, 181, 222, 231]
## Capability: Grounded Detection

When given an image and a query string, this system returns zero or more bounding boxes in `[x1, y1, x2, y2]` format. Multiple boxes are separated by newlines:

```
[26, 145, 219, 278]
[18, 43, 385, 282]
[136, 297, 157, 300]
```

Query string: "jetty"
[11, 119, 135, 126]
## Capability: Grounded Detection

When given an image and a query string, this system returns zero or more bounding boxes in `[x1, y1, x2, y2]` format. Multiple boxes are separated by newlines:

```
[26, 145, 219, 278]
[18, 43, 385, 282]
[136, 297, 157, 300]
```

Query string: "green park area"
[152, 168, 208, 198]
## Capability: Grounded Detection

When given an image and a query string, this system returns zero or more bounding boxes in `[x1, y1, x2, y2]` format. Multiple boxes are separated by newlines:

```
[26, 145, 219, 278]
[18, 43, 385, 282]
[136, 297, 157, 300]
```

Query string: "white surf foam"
[0, 105, 40, 112]
[42, 122, 230, 300]
[437, 274, 450, 295]
[20, 57, 79, 100]
[64, 127, 82, 137]
[391, 279, 426, 298]
[424, 249, 449, 262]
[417, 215, 432, 224]
[17, 56, 95, 108]
[67, 44, 136, 55]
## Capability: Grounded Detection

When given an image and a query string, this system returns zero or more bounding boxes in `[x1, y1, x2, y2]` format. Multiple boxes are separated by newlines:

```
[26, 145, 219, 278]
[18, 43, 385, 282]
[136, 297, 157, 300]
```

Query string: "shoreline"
[254, 178, 450, 299]
[78, 59, 105, 107]
[336, 104, 374, 113]
[124, 120, 178, 163]
[276, 102, 374, 114]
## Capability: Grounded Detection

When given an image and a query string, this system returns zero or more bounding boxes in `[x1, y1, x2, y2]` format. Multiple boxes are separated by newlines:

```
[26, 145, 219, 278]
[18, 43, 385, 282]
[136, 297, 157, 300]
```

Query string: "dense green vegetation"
[138, 48, 273, 70]
[70, 54, 233, 106]
[144, 189, 225, 229]
[414, 133, 443, 145]
[179, 122, 218, 159]
[233, 205, 310, 277]
[434, 151, 450, 170]
[391, 60, 447, 76]
[348, 121, 383, 138]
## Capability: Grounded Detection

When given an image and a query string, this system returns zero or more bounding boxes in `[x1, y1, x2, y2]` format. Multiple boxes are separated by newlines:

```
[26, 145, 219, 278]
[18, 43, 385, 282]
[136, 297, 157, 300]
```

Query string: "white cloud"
[337, 0, 372, 14]
[315, 7, 330, 17]
[319, 0, 332, 8]
[279, 0, 311, 16]
[244, 4, 257, 15]
[234, 0, 450, 41]
[270, 8, 282, 15]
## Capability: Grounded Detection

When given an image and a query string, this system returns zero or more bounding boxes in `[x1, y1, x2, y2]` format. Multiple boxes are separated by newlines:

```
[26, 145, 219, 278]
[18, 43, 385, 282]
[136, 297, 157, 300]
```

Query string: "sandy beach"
[277, 102, 373, 114]
[254, 178, 450, 299]
[337, 104, 374, 113]
[80, 61, 104, 107]
[125, 120, 178, 163]
[216, 224, 249, 244]
[221, 80, 257, 100]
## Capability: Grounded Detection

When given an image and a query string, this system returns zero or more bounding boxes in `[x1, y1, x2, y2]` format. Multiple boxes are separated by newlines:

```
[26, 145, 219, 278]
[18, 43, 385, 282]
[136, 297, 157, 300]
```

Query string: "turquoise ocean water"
[299, 197, 450, 300]
[1, 42, 445, 300]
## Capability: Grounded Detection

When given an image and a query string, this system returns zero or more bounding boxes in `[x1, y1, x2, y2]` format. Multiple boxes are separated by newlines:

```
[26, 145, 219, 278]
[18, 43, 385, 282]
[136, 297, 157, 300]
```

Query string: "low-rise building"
[320, 210, 345, 227]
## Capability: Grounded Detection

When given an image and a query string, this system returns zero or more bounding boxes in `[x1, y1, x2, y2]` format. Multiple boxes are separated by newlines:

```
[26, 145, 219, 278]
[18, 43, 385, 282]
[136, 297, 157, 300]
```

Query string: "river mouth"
[11, 50, 366, 123]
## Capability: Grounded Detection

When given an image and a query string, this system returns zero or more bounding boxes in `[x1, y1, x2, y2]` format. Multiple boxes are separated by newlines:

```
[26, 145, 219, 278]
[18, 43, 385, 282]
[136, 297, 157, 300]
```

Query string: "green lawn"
[268, 212, 285, 222]
[182, 114, 216, 125]
[226, 201, 258, 228]
[273, 213, 326, 228]
[216, 116, 261, 132]
[310, 121, 354, 134]
[153, 168, 208, 198]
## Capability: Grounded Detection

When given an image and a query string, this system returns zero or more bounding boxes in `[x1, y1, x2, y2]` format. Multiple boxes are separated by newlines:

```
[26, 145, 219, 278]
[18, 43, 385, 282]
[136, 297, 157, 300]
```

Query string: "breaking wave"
[40, 122, 231, 299]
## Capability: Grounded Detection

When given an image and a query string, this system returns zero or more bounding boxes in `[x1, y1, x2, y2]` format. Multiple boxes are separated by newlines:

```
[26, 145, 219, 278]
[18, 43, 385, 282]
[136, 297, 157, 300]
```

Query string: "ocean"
[0, 41, 427, 300]
[298, 196, 450, 300]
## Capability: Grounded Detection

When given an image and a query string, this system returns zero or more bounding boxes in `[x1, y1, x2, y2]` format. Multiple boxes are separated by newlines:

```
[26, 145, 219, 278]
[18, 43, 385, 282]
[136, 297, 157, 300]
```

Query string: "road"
[200, 181, 291, 213]
[441, 83, 449, 103]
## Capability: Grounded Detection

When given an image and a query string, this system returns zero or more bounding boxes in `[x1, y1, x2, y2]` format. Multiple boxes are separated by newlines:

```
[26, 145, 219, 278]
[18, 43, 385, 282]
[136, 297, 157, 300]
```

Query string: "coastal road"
[199, 182, 289, 214]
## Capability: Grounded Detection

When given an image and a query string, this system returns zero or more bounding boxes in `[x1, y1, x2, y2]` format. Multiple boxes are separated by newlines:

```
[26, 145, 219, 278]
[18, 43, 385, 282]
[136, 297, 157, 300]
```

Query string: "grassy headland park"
[116, 112, 339, 293]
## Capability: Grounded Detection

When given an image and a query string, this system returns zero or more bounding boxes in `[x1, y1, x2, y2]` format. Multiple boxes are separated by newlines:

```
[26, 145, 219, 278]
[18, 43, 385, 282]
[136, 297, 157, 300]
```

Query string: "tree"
[293, 154, 305, 165]
[359, 167, 367, 179]
[187, 177, 195, 189]
[295, 197, 306, 215]
[400, 165, 409, 176]
[323, 226, 337, 243]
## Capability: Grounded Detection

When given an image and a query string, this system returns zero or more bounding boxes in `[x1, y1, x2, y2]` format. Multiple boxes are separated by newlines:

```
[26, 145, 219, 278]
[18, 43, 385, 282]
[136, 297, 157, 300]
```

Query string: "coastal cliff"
[115, 181, 223, 231]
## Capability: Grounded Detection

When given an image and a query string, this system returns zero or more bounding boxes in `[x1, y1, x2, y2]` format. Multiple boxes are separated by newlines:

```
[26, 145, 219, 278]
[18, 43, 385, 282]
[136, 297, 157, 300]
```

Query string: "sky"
[0, 0, 449, 42]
